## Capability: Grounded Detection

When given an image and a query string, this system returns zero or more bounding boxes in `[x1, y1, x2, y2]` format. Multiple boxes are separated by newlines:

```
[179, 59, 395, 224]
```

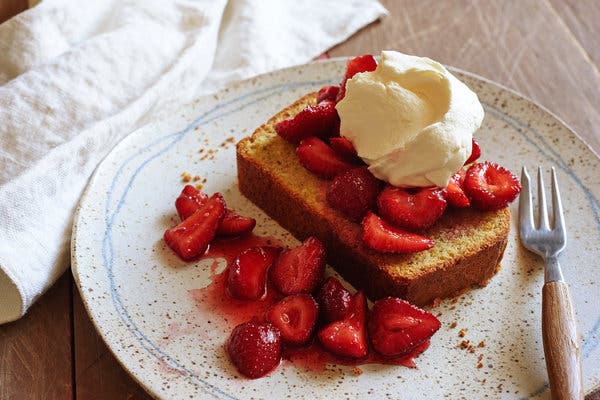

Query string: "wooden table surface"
[1, 0, 599, 398]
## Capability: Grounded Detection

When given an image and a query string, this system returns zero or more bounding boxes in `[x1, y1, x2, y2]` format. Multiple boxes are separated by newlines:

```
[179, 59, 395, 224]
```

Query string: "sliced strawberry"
[265, 294, 319, 345]
[368, 297, 441, 357]
[296, 137, 354, 179]
[226, 319, 282, 379]
[269, 237, 326, 295]
[445, 169, 470, 208]
[175, 185, 209, 220]
[326, 166, 382, 221]
[377, 186, 447, 231]
[275, 100, 339, 143]
[227, 246, 280, 300]
[464, 138, 481, 165]
[331, 118, 341, 137]
[164, 193, 225, 260]
[317, 276, 352, 324]
[464, 161, 521, 210]
[336, 54, 378, 102]
[329, 137, 361, 163]
[174, 185, 255, 236]
[218, 210, 256, 236]
[316, 85, 340, 103]
[317, 291, 368, 358]
[361, 212, 434, 254]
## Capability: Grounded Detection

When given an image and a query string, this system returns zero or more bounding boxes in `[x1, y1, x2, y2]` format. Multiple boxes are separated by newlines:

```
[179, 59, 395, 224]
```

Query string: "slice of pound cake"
[237, 52, 518, 306]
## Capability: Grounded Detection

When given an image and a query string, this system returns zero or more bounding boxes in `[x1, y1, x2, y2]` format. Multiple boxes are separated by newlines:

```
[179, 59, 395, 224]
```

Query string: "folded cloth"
[0, 0, 387, 324]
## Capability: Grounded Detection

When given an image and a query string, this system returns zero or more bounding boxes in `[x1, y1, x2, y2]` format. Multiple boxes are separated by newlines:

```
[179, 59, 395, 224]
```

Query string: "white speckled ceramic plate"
[71, 59, 600, 399]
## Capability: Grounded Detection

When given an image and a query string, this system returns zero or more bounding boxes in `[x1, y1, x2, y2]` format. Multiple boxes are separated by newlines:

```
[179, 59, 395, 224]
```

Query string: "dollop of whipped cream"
[336, 51, 484, 188]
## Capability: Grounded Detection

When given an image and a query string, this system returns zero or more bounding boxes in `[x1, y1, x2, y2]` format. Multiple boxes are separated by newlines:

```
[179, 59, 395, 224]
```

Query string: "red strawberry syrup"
[283, 340, 430, 372]
[188, 234, 284, 327]
[205, 234, 283, 265]
[187, 234, 431, 373]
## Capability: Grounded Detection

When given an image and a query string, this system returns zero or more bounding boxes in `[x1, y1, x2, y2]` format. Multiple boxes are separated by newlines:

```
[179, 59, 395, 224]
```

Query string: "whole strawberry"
[327, 166, 382, 221]
[316, 276, 353, 324]
[226, 320, 282, 379]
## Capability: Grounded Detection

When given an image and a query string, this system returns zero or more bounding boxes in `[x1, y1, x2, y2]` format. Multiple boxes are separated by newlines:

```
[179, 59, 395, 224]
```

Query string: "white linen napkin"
[0, 0, 388, 324]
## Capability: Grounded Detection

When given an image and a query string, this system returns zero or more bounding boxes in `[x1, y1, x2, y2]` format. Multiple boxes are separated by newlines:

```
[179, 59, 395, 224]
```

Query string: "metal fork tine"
[519, 166, 534, 234]
[518, 166, 580, 396]
[551, 167, 566, 234]
[537, 166, 550, 230]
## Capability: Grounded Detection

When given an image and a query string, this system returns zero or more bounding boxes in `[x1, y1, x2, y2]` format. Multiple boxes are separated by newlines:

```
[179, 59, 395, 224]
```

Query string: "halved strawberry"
[317, 85, 340, 103]
[329, 137, 361, 164]
[464, 138, 481, 165]
[326, 166, 382, 221]
[377, 186, 447, 231]
[464, 161, 521, 210]
[331, 118, 341, 137]
[274, 100, 339, 143]
[368, 297, 441, 357]
[175, 185, 209, 220]
[317, 276, 352, 324]
[445, 169, 470, 208]
[361, 212, 434, 254]
[317, 291, 368, 358]
[174, 186, 255, 235]
[269, 237, 326, 295]
[218, 210, 256, 236]
[226, 319, 282, 379]
[173, 186, 256, 236]
[164, 193, 225, 260]
[265, 294, 319, 345]
[227, 246, 280, 300]
[336, 54, 378, 102]
[296, 137, 354, 179]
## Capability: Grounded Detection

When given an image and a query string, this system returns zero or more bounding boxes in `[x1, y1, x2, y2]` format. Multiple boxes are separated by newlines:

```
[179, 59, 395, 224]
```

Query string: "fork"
[519, 166, 583, 400]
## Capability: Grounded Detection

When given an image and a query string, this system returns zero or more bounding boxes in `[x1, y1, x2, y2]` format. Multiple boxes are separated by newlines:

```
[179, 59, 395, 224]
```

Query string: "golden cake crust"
[237, 93, 510, 306]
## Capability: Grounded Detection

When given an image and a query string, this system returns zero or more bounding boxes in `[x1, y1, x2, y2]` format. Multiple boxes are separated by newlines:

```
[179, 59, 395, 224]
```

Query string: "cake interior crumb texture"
[237, 93, 510, 306]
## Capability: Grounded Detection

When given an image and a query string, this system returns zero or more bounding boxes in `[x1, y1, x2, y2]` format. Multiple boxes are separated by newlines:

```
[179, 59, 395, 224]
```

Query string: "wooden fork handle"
[542, 281, 583, 399]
